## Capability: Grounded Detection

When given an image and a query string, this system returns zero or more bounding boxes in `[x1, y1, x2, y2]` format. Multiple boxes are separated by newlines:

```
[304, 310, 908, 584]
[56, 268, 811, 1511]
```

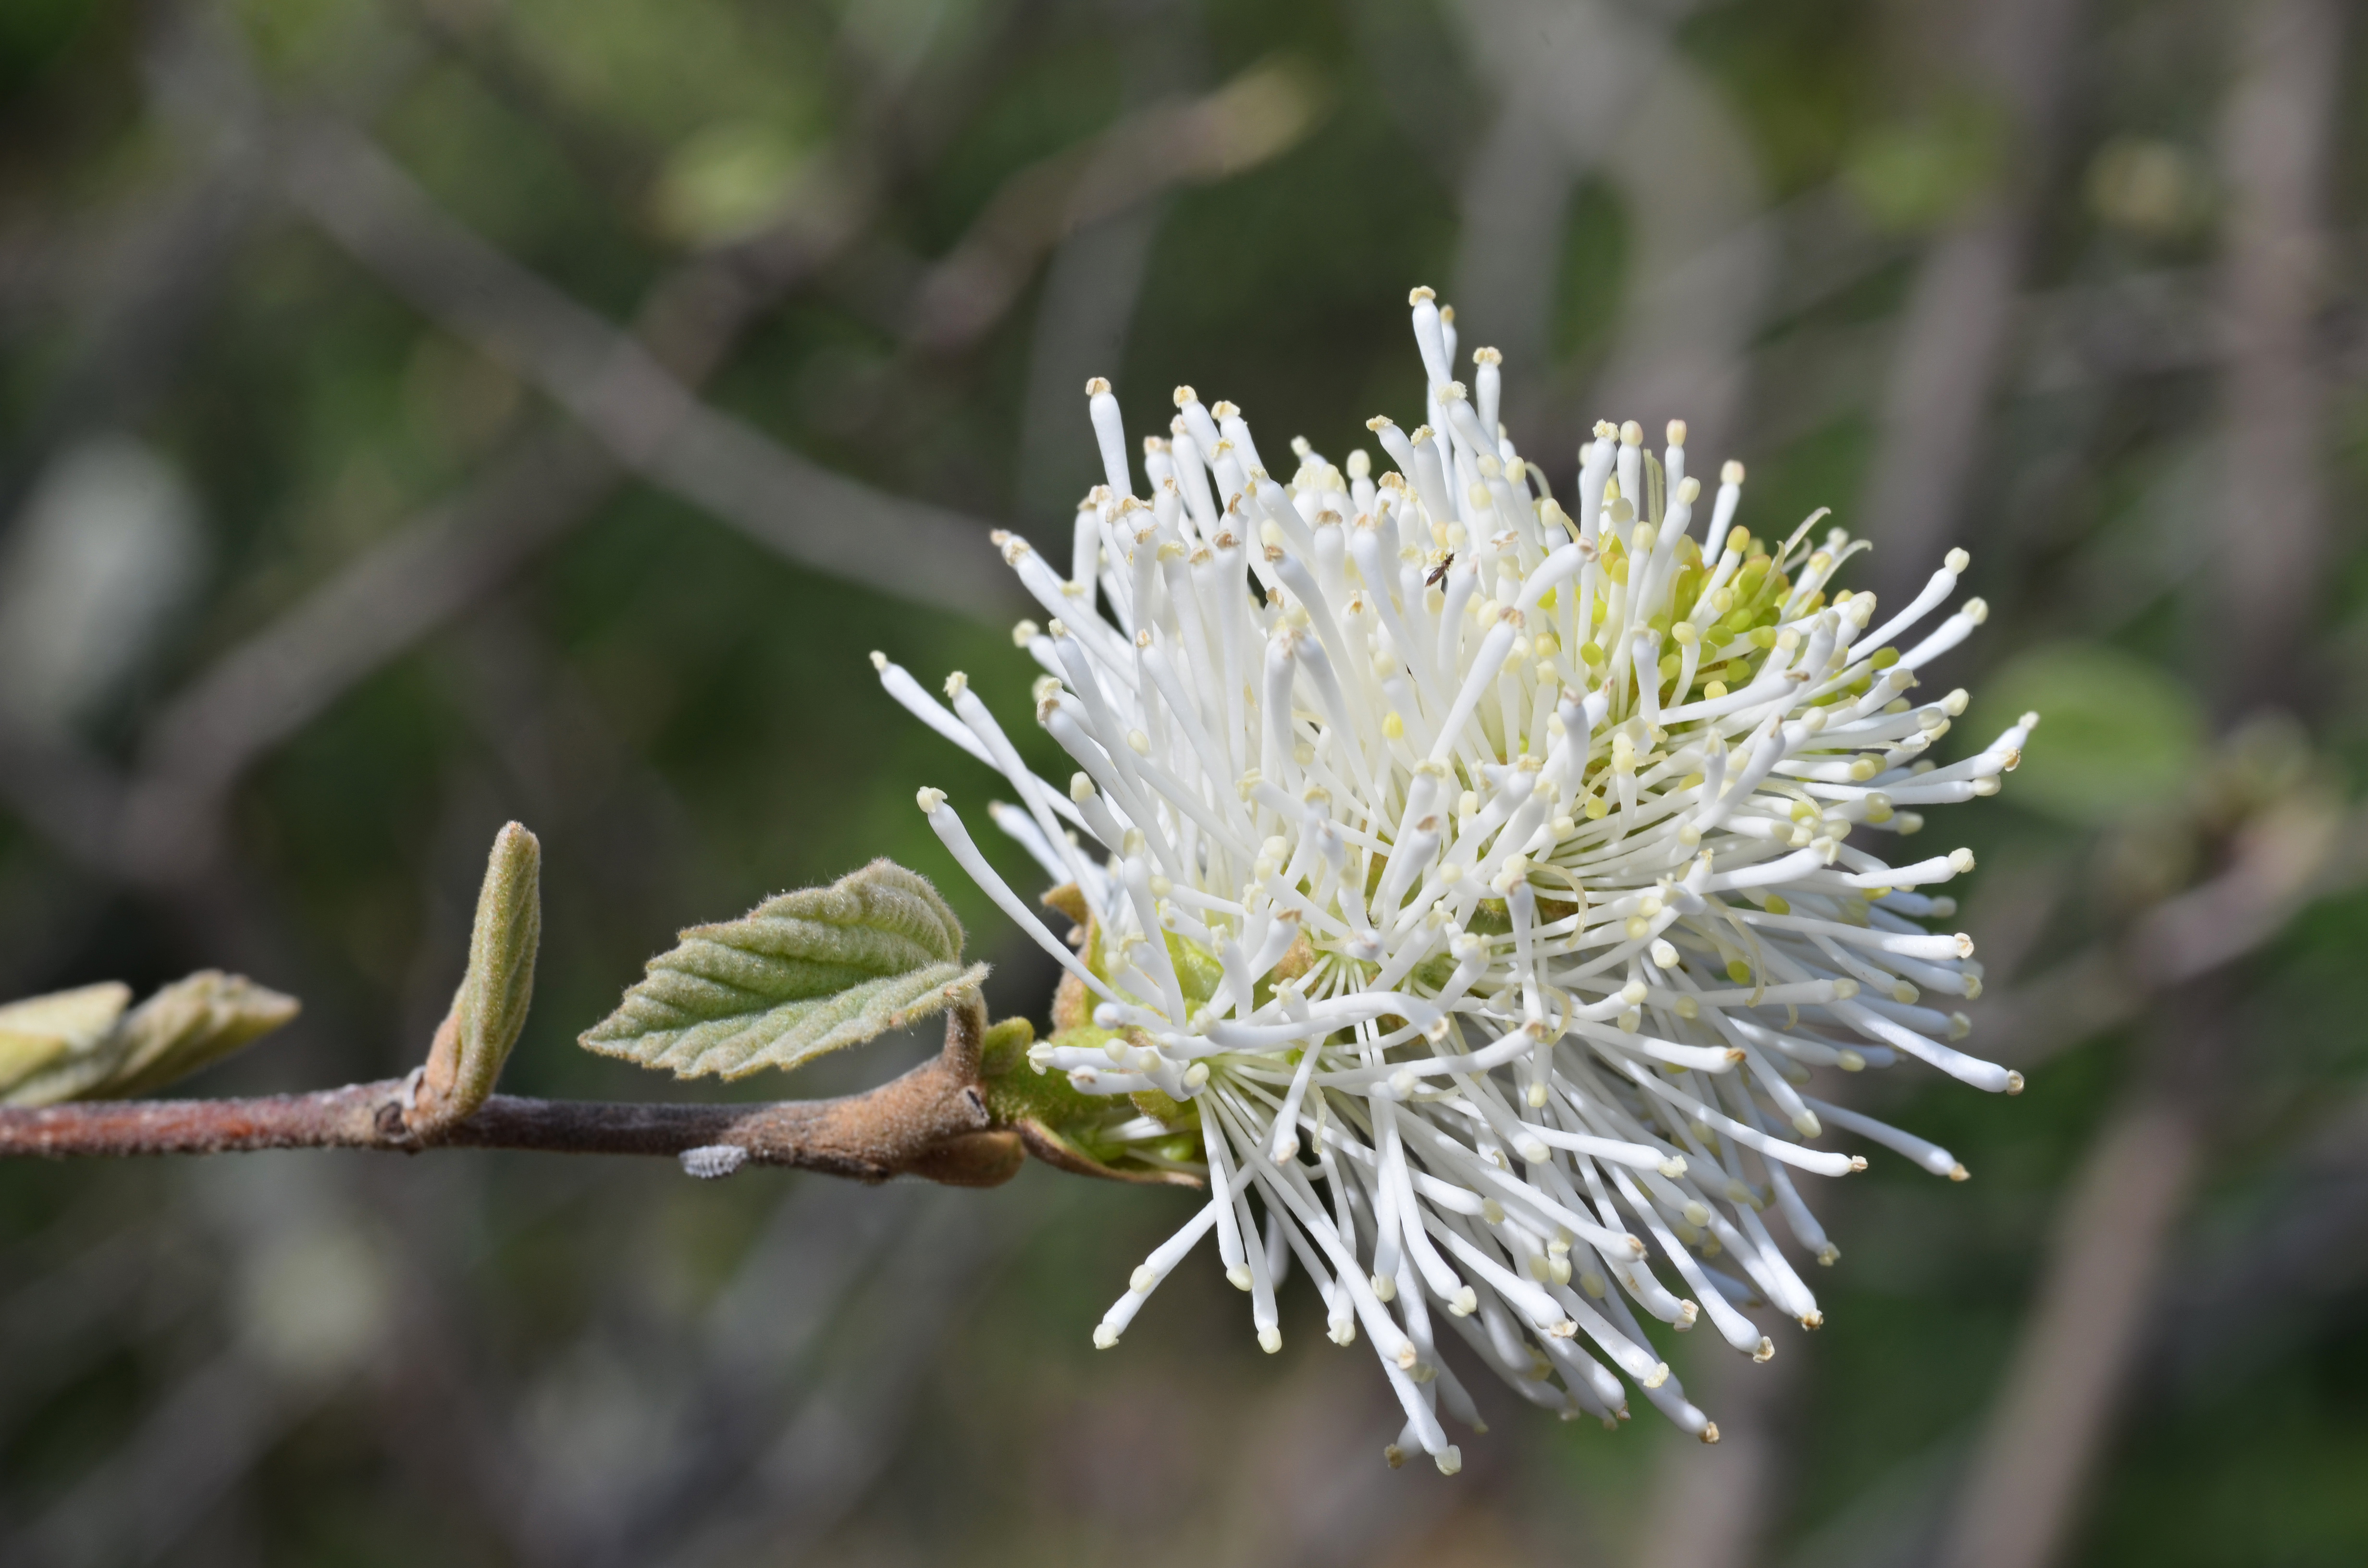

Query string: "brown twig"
[0, 1003, 1023, 1188]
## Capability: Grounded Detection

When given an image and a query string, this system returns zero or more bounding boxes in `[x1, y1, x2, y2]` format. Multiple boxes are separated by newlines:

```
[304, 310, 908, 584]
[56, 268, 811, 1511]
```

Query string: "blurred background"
[1, 0, 2365, 1563]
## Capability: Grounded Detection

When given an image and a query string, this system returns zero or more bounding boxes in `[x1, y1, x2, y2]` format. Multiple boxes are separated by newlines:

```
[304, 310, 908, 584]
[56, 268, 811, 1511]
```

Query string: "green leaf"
[98, 972, 302, 1100]
[580, 858, 989, 1080]
[982, 1022, 1204, 1187]
[1974, 642, 2204, 826]
[417, 821, 541, 1127]
[0, 974, 298, 1106]
[0, 982, 132, 1104]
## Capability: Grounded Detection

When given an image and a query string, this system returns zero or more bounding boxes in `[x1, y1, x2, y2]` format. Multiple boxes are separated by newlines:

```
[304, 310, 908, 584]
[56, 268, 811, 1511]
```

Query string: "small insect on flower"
[875, 285, 2034, 1473]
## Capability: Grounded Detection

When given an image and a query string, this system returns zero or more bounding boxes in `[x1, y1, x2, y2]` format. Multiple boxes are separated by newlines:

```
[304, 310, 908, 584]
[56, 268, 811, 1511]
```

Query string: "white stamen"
[883, 282, 2027, 1471]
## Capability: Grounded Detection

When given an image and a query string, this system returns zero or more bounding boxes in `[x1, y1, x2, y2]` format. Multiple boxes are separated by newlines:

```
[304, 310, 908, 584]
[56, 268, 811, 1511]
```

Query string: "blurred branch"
[562, 1179, 928, 1566]
[1769, 1088, 2368, 1564]
[0, 721, 130, 876]
[905, 58, 1322, 354]
[1632, 1339, 1801, 1568]
[0, 4, 276, 539]
[2151, 1089, 2368, 1395]
[15, 1338, 294, 1568]
[1931, 1086, 2205, 1568]
[1982, 791, 2366, 1071]
[391, 0, 658, 208]
[0, 65, 1005, 891]
[1860, 0, 2087, 611]
[1935, 11, 2347, 1565]
[1012, 204, 1168, 515]
[1006, 4, 1221, 517]
[0, 999, 1021, 1186]
[661, 1187, 1026, 1568]
[120, 427, 619, 882]
[277, 118, 1020, 620]
[1448, 0, 1772, 450]
[0, 1227, 194, 1423]
[0, 5, 1112, 929]
[1449, 0, 1646, 415]
[2213, 0, 2341, 716]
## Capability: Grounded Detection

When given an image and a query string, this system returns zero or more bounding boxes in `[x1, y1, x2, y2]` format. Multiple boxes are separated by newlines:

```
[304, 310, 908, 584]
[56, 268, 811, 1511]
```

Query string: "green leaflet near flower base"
[1006, 890, 1206, 1183]
[580, 858, 989, 1080]
[978, 1018, 1202, 1186]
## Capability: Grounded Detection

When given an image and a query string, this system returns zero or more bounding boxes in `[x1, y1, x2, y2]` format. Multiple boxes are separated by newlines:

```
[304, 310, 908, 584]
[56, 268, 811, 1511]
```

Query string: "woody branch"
[0, 1001, 1023, 1188]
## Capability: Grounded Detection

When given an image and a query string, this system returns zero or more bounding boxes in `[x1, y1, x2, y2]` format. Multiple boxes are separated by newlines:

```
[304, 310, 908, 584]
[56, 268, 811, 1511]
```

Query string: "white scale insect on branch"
[878, 286, 2035, 1473]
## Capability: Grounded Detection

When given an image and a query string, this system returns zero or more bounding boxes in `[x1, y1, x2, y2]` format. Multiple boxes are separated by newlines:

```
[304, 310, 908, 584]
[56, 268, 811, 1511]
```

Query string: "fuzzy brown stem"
[0, 1003, 1022, 1187]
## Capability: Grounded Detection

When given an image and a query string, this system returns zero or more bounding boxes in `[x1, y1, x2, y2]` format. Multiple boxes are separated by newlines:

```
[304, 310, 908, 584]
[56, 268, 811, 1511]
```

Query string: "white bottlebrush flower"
[878, 286, 2034, 1472]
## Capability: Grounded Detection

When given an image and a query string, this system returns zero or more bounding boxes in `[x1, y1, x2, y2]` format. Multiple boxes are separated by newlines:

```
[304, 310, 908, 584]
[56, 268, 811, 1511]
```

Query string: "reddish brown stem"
[0, 1005, 1023, 1188]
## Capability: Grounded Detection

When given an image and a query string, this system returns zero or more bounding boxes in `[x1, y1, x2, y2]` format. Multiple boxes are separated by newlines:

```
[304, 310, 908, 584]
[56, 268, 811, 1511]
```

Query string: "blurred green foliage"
[1982, 642, 2205, 825]
[1842, 94, 2009, 234]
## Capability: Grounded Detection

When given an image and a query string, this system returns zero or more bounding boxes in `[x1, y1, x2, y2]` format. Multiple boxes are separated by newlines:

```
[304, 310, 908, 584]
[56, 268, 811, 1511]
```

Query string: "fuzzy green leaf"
[579, 858, 988, 1080]
[0, 983, 132, 1104]
[0, 974, 298, 1106]
[418, 821, 541, 1127]
[98, 972, 302, 1100]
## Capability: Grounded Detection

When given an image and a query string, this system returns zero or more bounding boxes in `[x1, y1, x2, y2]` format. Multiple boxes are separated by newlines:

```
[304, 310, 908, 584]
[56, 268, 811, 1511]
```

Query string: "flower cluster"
[877, 287, 2032, 1471]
